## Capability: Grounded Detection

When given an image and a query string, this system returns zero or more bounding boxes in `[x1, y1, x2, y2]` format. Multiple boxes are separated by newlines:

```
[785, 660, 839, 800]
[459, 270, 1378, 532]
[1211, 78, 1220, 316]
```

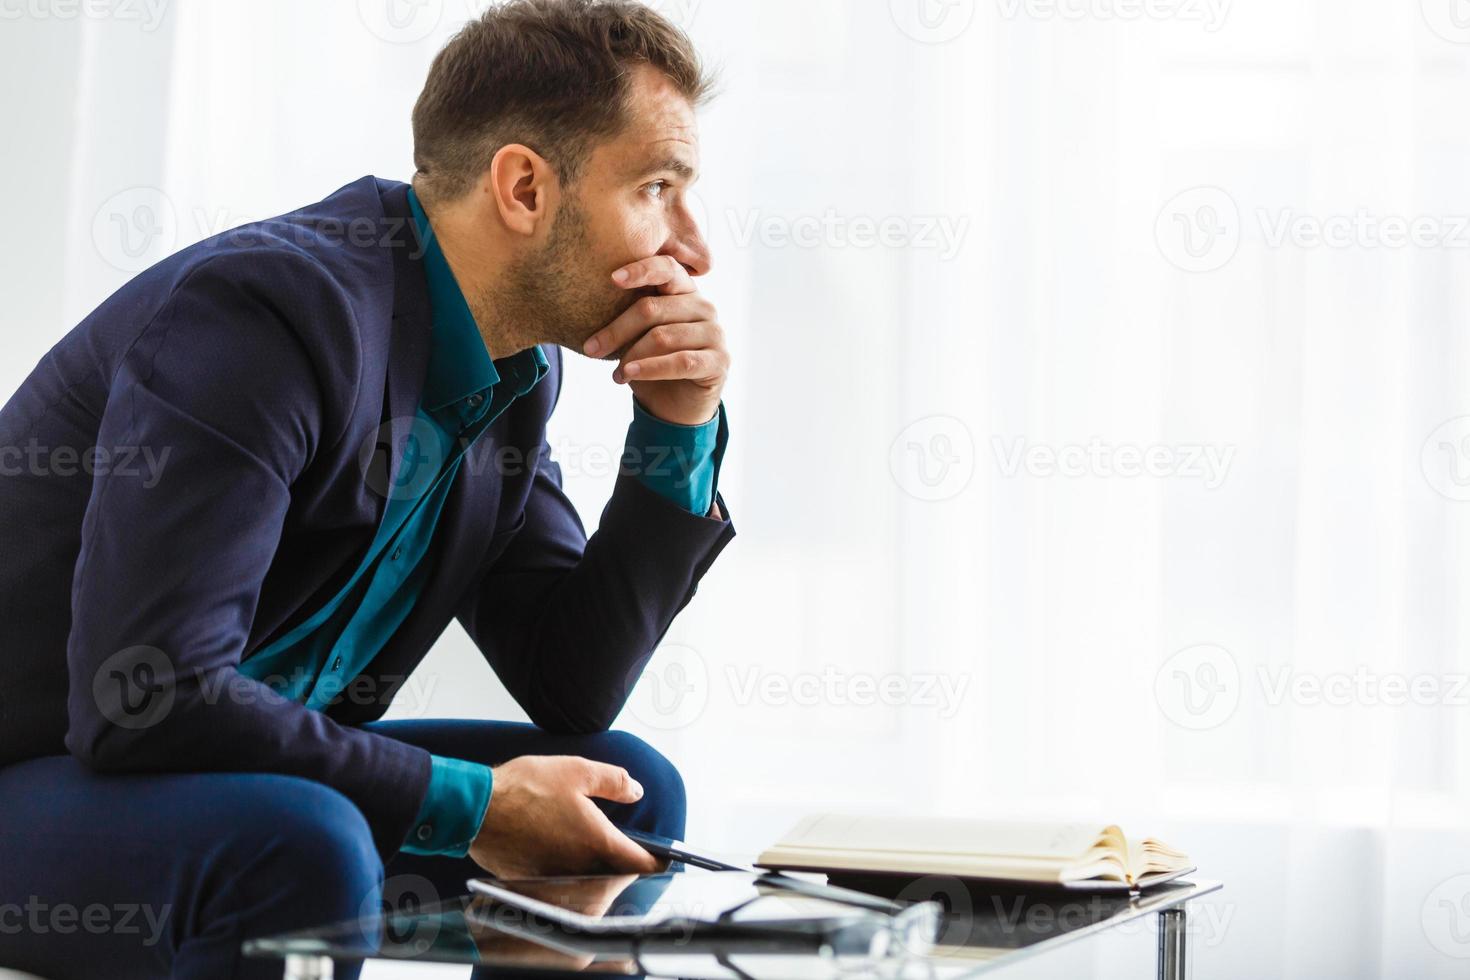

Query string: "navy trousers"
[0, 720, 686, 980]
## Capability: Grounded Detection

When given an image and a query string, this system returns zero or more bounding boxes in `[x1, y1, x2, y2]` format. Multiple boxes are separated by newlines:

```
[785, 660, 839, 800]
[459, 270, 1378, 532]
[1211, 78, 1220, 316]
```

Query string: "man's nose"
[665, 208, 712, 277]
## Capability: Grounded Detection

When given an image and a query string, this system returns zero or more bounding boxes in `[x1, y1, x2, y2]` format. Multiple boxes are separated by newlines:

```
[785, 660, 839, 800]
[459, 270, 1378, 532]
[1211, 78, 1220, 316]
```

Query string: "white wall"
[6, 1, 1470, 976]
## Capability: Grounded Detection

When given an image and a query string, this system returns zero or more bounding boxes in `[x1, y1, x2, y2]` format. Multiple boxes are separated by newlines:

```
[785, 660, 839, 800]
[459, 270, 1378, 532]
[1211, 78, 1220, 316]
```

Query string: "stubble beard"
[476, 196, 638, 359]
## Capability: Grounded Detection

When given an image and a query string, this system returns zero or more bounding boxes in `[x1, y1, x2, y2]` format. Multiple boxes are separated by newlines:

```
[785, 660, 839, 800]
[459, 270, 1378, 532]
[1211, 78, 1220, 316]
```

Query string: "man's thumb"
[583, 761, 645, 803]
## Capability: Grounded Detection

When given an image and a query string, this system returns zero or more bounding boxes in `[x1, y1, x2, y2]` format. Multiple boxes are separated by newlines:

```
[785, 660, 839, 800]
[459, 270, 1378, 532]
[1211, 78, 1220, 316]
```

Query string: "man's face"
[502, 65, 711, 355]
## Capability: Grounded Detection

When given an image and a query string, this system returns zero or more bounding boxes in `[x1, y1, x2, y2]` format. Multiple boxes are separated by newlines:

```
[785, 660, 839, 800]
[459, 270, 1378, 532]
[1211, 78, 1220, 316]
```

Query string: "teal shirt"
[240, 187, 722, 857]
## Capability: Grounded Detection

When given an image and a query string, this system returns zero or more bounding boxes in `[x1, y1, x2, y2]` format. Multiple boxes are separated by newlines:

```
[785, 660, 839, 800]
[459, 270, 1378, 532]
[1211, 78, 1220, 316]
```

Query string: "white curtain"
[6, 0, 1470, 976]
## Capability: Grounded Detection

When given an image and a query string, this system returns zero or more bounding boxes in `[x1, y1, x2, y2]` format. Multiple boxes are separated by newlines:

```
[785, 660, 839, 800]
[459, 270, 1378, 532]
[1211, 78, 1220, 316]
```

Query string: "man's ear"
[486, 143, 557, 238]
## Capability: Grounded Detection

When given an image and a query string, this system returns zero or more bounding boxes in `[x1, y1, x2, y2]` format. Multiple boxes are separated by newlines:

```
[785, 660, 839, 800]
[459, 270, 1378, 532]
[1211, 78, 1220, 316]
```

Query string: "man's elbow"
[65, 719, 140, 772]
[517, 661, 633, 735]
[526, 703, 618, 736]
[523, 684, 624, 736]
[64, 679, 179, 773]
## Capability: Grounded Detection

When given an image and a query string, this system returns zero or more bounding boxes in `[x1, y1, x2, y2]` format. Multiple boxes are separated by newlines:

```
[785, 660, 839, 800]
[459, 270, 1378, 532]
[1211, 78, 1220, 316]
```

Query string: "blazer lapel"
[377, 179, 433, 494]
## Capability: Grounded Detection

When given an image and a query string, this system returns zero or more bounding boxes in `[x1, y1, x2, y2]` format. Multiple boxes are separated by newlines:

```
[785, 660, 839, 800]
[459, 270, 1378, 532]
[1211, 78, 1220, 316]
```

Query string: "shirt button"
[416, 824, 433, 842]
[392, 546, 403, 561]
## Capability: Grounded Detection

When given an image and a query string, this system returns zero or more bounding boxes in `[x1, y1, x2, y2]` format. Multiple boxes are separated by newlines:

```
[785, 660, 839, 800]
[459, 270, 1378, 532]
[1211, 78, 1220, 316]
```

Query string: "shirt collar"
[407, 187, 548, 412]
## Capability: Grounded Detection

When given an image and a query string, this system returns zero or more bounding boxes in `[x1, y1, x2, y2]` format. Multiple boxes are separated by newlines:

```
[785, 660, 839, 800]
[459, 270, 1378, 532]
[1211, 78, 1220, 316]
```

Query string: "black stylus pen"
[619, 828, 905, 914]
[620, 828, 753, 872]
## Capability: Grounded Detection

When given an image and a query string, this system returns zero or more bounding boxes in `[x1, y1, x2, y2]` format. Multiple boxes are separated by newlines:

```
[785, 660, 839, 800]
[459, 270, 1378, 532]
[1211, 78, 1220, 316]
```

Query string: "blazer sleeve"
[455, 357, 736, 734]
[64, 253, 432, 859]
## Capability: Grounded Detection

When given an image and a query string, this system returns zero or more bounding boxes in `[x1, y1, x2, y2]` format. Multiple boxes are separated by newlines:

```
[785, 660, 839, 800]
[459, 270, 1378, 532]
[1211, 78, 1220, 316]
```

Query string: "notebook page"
[777, 814, 1106, 861]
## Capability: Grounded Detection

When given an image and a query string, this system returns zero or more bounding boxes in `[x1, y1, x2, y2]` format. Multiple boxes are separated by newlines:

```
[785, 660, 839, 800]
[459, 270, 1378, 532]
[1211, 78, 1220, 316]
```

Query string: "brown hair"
[411, 0, 713, 204]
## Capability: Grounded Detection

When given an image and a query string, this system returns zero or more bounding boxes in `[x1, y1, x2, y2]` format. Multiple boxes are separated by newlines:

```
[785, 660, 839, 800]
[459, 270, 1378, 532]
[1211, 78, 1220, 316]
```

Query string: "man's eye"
[644, 180, 668, 199]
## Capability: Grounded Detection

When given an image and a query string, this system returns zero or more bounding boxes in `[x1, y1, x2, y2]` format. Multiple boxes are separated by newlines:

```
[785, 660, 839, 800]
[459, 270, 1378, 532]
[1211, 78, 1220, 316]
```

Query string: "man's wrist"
[623, 397, 722, 515]
[632, 400, 718, 428]
[403, 755, 494, 858]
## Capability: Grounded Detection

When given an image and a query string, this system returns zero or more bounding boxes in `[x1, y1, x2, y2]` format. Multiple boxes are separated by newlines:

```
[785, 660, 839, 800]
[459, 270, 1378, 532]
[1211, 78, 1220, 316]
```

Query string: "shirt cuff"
[401, 754, 493, 858]
[624, 397, 723, 516]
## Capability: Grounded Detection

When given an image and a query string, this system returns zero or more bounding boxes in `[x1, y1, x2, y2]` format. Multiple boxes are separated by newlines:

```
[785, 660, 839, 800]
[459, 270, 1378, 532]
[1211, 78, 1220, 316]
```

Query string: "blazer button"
[416, 824, 433, 842]
[392, 546, 403, 561]
[466, 393, 484, 408]
[332, 656, 342, 671]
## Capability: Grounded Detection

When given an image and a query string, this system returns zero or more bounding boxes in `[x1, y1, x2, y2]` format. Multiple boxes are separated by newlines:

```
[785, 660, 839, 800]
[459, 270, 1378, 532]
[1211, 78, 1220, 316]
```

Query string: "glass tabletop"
[243, 869, 1221, 978]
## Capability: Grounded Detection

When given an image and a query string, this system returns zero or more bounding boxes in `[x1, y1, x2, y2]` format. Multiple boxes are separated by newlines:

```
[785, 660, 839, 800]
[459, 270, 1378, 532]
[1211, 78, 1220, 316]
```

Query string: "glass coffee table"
[244, 871, 1221, 979]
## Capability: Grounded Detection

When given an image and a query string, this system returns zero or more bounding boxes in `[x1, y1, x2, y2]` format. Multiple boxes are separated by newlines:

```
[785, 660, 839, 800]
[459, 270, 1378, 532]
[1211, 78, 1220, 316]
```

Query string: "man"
[0, 1, 733, 977]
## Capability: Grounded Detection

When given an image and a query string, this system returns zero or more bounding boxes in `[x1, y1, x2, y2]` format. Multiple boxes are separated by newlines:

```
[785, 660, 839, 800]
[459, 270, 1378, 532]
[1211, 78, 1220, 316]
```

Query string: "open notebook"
[755, 814, 1193, 891]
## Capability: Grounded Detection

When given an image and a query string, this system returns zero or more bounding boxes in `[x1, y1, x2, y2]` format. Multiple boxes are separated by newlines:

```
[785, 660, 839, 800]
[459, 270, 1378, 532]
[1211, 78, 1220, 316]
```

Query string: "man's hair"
[411, 0, 713, 205]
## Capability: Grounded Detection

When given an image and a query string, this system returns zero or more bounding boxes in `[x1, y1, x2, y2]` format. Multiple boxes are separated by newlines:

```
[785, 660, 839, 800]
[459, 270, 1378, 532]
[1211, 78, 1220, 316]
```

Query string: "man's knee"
[227, 777, 383, 926]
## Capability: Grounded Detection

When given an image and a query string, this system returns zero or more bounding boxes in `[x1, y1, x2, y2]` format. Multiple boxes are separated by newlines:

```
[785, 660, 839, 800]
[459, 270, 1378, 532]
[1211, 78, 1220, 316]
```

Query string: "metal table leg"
[283, 953, 334, 979]
[1157, 907, 1187, 980]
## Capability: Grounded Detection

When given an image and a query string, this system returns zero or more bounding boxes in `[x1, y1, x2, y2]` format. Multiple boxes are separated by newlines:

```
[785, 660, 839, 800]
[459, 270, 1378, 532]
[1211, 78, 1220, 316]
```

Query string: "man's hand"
[582, 255, 729, 427]
[468, 755, 663, 879]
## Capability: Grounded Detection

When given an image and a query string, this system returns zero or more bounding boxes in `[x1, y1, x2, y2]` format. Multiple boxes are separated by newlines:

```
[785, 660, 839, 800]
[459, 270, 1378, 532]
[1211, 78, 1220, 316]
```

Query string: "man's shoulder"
[87, 175, 416, 361]
[44, 177, 418, 428]
[171, 175, 411, 291]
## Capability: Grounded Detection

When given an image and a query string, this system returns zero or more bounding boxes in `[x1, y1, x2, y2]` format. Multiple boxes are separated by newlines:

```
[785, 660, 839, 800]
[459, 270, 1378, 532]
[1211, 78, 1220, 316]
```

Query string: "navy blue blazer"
[0, 176, 735, 856]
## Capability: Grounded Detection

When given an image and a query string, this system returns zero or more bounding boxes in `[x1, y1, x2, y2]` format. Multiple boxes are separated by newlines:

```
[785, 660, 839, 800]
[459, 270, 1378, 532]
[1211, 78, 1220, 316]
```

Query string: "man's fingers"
[581, 760, 645, 803]
[595, 816, 662, 874]
[617, 348, 728, 384]
[583, 294, 714, 359]
[616, 321, 720, 367]
[576, 773, 660, 873]
[611, 255, 694, 295]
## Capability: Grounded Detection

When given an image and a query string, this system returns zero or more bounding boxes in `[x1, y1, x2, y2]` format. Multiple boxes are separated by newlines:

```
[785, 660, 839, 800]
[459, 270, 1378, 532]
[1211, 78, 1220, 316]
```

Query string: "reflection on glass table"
[243, 868, 1222, 980]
